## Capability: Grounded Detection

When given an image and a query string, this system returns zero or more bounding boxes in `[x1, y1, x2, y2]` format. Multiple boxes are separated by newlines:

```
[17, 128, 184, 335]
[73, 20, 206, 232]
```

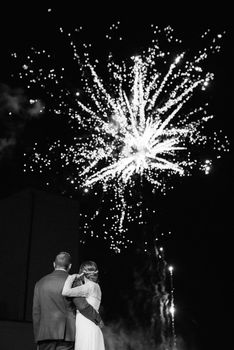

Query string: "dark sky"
[0, 4, 233, 350]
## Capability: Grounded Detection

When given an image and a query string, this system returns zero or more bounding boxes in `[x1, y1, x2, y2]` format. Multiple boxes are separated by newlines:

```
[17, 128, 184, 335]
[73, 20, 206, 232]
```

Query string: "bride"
[62, 261, 105, 350]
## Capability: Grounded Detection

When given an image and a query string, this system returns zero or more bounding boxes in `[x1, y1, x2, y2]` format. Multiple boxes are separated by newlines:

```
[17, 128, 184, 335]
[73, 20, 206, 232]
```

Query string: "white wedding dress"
[62, 275, 105, 350]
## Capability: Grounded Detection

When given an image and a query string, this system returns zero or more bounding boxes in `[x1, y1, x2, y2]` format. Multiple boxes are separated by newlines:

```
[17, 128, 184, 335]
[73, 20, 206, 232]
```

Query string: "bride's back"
[84, 280, 101, 312]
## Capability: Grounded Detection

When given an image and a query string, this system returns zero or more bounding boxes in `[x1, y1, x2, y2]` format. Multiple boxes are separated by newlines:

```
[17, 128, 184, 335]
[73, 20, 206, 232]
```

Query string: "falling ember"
[168, 266, 174, 273]
[200, 159, 212, 175]
[168, 264, 176, 349]
[17, 25, 229, 252]
[169, 304, 175, 317]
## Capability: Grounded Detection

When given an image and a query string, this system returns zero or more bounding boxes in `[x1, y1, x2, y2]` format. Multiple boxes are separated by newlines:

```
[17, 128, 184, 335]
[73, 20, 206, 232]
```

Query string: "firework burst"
[15, 25, 229, 252]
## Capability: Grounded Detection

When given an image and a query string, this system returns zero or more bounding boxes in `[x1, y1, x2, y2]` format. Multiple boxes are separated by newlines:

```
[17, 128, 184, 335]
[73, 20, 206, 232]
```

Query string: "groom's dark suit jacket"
[33, 270, 76, 342]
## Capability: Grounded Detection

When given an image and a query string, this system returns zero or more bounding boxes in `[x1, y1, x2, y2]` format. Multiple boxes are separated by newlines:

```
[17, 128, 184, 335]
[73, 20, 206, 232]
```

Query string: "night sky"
[0, 5, 233, 350]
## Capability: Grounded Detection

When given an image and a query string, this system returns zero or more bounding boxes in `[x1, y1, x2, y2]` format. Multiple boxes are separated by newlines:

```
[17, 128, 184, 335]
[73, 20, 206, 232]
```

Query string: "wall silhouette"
[0, 188, 80, 348]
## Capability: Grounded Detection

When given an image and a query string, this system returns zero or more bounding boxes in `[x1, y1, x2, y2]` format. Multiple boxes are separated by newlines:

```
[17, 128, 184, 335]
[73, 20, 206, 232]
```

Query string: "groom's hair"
[54, 252, 72, 270]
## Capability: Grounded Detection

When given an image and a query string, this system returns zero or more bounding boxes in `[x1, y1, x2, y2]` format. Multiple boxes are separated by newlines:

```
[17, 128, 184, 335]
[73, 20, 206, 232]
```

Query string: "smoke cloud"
[0, 83, 44, 158]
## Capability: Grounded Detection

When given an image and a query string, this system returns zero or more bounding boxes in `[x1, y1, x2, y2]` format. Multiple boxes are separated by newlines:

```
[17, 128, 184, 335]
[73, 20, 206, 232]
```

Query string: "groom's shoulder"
[35, 272, 52, 284]
[36, 271, 57, 283]
[35, 270, 68, 287]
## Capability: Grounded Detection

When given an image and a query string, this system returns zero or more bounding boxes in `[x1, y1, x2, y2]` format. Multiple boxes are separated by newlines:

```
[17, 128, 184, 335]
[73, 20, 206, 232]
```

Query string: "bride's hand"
[72, 273, 84, 279]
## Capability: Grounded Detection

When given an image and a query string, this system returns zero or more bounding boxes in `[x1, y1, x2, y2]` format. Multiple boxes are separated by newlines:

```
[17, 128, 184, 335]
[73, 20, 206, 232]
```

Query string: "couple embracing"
[33, 252, 105, 350]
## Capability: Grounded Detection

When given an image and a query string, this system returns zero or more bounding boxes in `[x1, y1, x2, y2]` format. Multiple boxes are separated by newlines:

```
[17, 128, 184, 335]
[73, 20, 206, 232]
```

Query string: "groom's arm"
[72, 297, 102, 325]
[63, 274, 103, 326]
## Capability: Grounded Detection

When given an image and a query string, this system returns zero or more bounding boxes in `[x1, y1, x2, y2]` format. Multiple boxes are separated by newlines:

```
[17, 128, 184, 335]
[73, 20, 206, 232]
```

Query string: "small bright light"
[168, 266, 174, 273]
[169, 304, 175, 316]
[201, 159, 212, 175]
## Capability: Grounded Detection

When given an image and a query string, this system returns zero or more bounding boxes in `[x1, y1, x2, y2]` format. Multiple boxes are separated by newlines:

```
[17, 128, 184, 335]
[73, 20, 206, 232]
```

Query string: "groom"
[32, 252, 102, 350]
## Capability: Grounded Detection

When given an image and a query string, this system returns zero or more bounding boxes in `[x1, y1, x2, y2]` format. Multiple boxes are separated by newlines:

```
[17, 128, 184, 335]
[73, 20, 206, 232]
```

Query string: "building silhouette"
[0, 188, 80, 349]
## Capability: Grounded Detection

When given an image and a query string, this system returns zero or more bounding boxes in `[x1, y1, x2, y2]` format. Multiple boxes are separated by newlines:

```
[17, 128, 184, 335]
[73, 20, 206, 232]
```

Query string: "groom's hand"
[98, 320, 105, 328]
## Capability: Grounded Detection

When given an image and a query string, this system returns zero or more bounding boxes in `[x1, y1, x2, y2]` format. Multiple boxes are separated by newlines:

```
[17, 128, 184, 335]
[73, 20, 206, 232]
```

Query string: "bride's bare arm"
[62, 274, 102, 325]
[62, 275, 89, 297]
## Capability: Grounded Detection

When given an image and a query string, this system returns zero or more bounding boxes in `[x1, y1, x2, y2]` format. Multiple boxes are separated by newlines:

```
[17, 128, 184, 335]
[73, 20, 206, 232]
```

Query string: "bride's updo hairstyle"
[79, 260, 99, 282]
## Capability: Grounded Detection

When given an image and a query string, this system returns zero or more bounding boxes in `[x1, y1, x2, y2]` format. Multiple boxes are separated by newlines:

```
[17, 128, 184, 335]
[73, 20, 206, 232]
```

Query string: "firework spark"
[15, 25, 229, 252]
[73, 53, 210, 190]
